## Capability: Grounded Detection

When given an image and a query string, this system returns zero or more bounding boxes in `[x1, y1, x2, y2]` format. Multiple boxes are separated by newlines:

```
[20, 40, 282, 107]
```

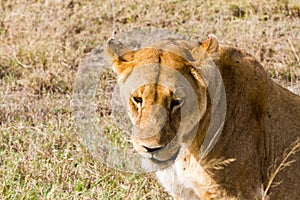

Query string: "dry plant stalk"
[204, 157, 236, 171]
[262, 138, 300, 200]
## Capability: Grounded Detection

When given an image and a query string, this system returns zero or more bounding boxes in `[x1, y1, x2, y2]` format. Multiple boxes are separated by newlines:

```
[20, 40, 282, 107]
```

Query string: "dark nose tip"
[142, 146, 164, 153]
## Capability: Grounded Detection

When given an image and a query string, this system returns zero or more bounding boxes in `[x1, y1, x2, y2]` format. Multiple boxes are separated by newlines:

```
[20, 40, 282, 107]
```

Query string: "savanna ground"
[0, 0, 299, 199]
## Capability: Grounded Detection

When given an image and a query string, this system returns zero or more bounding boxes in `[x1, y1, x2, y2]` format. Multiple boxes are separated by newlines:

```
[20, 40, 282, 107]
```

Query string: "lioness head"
[105, 35, 220, 168]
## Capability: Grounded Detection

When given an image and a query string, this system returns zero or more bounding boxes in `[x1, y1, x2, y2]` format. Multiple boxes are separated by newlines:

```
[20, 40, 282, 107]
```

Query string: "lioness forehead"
[133, 84, 172, 100]
[125, 63, 186, 95]
[118, 48, 195, 91]
[126, 48, 192, 70]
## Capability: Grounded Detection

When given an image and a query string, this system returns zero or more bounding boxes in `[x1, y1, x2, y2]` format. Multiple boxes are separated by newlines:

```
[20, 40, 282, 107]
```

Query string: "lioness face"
[129, 82, 184, 163]
[117, 59, 202, 164]
[115, 54, 206, 165]
[106, 38, 214, 166]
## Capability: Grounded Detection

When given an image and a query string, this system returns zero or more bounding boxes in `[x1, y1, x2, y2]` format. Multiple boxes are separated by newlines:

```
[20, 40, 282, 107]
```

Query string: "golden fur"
[106, 35, 300, 199]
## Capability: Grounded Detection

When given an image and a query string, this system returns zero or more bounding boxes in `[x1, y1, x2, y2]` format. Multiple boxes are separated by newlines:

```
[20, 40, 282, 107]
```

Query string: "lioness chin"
[105, 35, 300, 200]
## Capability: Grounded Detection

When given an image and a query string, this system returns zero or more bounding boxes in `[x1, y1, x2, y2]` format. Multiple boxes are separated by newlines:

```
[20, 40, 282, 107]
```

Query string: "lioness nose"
[142, 145, 163, 153]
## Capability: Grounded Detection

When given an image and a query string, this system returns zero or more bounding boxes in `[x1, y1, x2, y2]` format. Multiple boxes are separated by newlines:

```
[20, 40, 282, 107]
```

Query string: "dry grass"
[0, 0, 299, 199]
[262, 138, 300, 200]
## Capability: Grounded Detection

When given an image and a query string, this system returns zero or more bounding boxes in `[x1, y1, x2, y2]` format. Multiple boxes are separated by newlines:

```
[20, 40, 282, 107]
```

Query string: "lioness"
[105, 35, 300, 199]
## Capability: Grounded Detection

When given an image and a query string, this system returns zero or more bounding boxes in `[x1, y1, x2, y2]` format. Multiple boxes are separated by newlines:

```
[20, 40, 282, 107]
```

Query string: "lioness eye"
[132, 96, 143, 104]
[171, 98, 184, 109]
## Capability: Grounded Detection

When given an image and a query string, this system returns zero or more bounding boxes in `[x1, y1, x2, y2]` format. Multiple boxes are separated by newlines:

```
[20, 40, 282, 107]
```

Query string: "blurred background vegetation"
[0, 0, 299, 199]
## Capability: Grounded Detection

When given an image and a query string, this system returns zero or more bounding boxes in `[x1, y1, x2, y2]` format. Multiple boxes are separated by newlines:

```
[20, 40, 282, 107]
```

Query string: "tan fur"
[105, 36, 300, 200]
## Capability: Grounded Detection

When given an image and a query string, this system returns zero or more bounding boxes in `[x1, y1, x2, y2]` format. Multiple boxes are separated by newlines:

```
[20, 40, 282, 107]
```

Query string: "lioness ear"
[201, 34, 219, 54]
[191, 34, 219, 61]
[105, 38, 135, 74]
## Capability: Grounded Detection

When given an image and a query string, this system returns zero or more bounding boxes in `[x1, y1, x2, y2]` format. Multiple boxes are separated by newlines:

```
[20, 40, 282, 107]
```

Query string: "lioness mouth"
[142, 145, 164, 153]
[150, 147, 180, 164]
